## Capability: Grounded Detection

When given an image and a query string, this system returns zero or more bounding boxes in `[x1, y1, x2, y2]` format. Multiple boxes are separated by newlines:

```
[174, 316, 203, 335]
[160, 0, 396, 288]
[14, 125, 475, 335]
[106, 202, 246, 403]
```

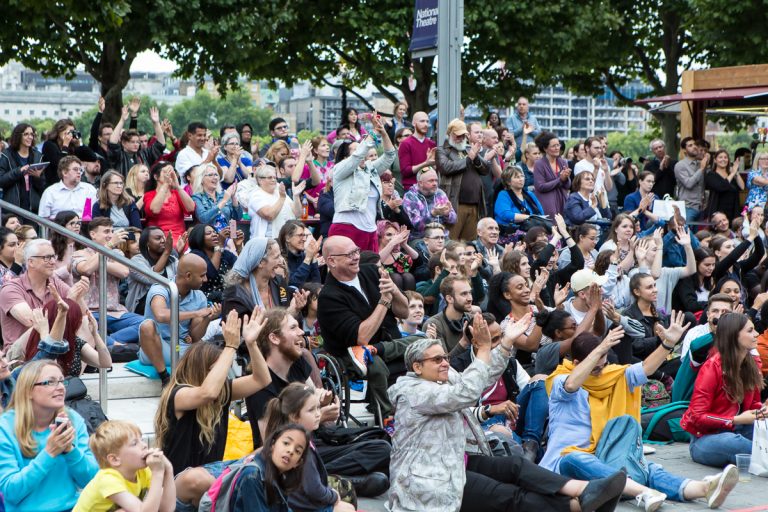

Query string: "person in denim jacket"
[329, 114, 395, 252]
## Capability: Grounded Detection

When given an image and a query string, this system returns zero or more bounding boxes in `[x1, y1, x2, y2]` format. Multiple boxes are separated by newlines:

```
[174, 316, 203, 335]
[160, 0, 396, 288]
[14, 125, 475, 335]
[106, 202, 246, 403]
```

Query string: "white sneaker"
[643, 445, 657, 455]
[635, 489, 666, 512]
[704, 464, 738, 509]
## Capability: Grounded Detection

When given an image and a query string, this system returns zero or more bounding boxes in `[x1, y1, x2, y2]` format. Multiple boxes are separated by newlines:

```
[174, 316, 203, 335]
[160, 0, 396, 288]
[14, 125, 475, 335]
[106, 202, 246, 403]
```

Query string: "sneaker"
[348, 346, 371, 376]
[704, 464, 738, 509]
[382, 416, 395, 437]
[634, 489, 666, 512]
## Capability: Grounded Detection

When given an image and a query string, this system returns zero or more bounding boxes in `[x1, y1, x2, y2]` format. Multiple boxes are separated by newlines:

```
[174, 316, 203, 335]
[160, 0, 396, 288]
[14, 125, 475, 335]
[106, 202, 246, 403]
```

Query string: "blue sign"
[409, 0, 438, 57]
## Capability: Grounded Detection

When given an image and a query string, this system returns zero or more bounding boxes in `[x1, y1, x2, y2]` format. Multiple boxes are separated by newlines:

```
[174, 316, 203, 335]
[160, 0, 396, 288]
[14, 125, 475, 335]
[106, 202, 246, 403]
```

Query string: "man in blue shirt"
[508, 97, 541, 147]
[138, 253, 220, 386]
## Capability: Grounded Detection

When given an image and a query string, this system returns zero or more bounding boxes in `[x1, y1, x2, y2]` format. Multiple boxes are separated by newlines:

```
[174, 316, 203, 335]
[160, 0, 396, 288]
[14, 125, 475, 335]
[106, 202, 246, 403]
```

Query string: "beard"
[448, 139, 468, 152]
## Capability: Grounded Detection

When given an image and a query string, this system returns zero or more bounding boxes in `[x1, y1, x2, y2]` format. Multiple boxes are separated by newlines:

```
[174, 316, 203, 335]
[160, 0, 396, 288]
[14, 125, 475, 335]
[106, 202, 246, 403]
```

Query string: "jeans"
[514, 380, 548, 444]
[92, 312, 144, 346]
[559, 451, 689, 501]
[685, 207, 700, 224]
[689, 424, 753, 468]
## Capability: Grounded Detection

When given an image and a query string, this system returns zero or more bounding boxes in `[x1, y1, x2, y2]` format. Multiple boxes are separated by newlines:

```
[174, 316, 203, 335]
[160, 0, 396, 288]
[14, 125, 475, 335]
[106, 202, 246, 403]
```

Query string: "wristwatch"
[378, 298, 392, 309]
[482, 404, 492, 420]
[213, 246, 223, 253]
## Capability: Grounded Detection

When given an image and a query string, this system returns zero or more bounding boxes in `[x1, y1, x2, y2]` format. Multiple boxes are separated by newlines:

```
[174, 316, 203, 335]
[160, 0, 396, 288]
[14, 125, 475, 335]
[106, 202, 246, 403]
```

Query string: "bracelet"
[661, 340, 676, 351]
[378, 299, 392, 309]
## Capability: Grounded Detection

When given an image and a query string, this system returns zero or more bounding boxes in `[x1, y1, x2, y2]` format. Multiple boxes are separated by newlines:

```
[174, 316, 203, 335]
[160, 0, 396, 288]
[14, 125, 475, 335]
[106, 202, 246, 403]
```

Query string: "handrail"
[0, 199, 179, 414]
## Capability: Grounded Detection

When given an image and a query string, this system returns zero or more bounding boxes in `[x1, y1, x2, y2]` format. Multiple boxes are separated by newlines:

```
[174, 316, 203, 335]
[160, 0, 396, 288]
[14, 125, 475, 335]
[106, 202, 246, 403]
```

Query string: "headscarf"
[231, 237, 269, 307]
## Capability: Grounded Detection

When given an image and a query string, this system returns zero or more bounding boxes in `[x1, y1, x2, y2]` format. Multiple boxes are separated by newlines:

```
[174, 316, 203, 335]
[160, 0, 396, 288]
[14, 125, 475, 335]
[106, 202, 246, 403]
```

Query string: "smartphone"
[55, 416, 70, 430]
[229, 219, 237, 236]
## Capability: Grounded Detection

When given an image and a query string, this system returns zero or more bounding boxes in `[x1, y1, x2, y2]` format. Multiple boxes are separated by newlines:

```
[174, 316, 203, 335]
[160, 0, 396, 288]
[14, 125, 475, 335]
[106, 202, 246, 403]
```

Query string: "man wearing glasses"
[38, 155, 98, 219]
[317, 235, 417, 418]
[0, 239, 89, 354]
[259, 118, 293, 157]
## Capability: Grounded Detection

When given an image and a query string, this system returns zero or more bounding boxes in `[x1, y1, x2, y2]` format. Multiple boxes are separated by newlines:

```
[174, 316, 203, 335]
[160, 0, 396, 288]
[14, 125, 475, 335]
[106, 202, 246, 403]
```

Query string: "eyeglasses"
[225, 142, 240, 147]
[274, 124, 289, 130]
[425, 235, 448, 240]
[67, 221, 82, 227]
[204, 173, 219, 178]
[293, 233, 309, 238]
[329, 247, 361, 259]
[417, 354, 450, 364]
[30, 254, 56, 262]
[258, 175, 277, 181]
[34, 378, 68, 388]
[108, 181, 124, 187]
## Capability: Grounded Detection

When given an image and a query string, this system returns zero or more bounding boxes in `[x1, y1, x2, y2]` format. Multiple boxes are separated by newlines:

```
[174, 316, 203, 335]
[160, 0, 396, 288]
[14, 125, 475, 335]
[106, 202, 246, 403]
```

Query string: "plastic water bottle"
[301, 196, 309, 219]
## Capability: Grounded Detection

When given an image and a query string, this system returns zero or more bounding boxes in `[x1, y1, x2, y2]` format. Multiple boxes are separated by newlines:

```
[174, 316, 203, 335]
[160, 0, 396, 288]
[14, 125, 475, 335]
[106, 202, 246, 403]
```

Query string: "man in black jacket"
[107, 104, 166, 176]
[317, 235, 414, 416]
[644, 138, 677, 199]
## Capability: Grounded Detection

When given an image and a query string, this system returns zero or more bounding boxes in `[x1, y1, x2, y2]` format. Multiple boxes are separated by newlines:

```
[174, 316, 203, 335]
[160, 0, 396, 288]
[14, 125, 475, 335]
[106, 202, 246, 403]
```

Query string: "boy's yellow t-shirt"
[73, 467, 152, 512]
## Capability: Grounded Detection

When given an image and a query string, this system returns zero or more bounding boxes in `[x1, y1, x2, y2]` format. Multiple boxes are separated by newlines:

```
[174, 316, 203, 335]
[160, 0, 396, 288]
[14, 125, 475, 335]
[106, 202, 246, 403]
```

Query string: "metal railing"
[0, 199, 179, 414]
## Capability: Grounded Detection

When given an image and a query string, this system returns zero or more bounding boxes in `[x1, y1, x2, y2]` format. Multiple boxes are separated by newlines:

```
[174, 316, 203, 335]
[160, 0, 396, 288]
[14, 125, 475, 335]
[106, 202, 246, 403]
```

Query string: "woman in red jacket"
[681, 313, 767, 467]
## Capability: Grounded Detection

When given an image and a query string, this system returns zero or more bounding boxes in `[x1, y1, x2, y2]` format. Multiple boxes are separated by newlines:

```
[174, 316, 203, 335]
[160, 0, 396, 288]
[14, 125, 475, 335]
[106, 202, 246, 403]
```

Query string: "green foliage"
[606, 130, 655, 160]
[22, 118, 56, 138]
[0, 118, 14, 139]
[710, 131, 755, 156]
[165, 90, 273, 137]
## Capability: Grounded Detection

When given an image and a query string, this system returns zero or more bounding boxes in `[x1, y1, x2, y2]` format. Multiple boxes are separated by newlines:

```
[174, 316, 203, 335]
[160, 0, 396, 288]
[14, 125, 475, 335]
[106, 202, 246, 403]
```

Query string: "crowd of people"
[0, 94, 766, 512]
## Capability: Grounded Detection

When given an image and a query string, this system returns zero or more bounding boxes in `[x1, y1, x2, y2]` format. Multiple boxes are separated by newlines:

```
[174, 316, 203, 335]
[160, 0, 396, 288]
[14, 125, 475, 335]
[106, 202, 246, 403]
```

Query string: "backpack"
[641, 379, 671, 409]
[65, 377, 107, 435]
[641, 401, 691, 443]
[594, 415, 649, 484]
[315, 425, 390, 446]
[198, 455, 257, 512]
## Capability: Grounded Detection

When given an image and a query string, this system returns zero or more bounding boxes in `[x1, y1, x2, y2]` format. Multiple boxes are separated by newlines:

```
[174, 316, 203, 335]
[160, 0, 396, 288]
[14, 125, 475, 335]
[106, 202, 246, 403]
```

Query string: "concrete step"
[81, 362, 162, 400]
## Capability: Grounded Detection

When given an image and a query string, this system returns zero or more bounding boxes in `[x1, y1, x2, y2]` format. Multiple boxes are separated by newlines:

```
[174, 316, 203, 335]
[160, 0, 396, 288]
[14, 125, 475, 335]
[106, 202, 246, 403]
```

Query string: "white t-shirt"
[574, 159, 606, 194]
[175, 146, 209, 179]
[339, 276, 369, 303]
[333, 183, 380, 233]
[247, 188, 295, 238]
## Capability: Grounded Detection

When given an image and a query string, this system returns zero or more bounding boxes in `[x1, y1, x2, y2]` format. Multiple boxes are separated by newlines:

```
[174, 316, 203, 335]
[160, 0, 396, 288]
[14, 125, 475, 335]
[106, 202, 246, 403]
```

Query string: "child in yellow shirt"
[74, 420, 176, 512]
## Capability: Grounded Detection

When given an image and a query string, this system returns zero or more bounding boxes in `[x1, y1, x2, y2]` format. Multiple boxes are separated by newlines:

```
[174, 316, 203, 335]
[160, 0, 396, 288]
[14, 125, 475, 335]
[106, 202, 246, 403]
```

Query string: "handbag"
[749, 419, 768, 477]
[519, 215, 553, 233]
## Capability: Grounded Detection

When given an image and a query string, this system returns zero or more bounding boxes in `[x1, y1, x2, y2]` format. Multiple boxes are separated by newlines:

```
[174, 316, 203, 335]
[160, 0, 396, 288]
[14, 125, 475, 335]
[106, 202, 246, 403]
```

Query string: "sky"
[130, 50, 178, 73]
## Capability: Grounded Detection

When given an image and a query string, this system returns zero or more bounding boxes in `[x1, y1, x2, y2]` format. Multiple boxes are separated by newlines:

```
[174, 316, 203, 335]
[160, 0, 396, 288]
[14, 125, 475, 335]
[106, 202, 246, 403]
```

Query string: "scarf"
[230, 237, 269, 308]
[545, 359, 641, 455]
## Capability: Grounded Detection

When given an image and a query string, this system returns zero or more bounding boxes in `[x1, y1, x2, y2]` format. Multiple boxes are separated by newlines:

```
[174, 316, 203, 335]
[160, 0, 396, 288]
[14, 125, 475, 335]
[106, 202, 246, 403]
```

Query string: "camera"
[70, 130, 82, 140]
[619, 157, 633, 168]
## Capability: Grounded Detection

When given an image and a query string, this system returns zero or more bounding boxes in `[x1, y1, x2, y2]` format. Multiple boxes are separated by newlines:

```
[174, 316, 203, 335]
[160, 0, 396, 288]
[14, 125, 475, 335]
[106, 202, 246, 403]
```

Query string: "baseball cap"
[570, 269, 607, 293]
[446, 119, 468, 136]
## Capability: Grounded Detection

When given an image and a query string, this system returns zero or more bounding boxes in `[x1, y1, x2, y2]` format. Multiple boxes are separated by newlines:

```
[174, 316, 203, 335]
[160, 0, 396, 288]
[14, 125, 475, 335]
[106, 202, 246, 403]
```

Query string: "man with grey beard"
[436, 119, 491, 241]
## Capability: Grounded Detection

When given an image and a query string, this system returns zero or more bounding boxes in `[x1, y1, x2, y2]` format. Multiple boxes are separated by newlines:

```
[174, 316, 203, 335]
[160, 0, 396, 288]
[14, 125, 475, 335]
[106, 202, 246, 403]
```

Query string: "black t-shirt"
[317, 264, 401, 357]
[245, 357, 312, 449]
[164, 380, 232, 475]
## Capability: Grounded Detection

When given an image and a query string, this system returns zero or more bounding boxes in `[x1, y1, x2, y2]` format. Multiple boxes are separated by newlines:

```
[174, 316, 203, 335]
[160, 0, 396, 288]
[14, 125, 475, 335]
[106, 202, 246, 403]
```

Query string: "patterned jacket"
[402, 184, 457, 239]
[386, 347, 506, 512]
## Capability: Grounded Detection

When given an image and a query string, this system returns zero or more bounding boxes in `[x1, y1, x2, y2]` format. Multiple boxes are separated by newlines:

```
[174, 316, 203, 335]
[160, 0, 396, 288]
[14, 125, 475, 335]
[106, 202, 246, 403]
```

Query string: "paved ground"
[359, 443, 768, 511]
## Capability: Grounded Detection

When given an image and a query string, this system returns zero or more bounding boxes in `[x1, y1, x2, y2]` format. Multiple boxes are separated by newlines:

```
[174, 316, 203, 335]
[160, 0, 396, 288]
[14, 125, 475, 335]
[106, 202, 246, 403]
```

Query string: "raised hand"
[242, 306, 267, 345]
[425, 323, 437, 340]
[674, 226, 691, 246]
[599, 326, 625, 353]
[554, 282, 571, 307]
[654, 310, 691, 346]
[128, 96, 141, 116]
[120, 105, 130, 121]
[31, 308, 50, 338]
[149, 106, 160, 124]
[305, 235, 322, 260]
[487, 247, 499, 268]
[300, 140, 312, 159]
[220, 309, 242, 349]
[278, 182, 287, 198]
[471, 311, 491, 351]
[175, 230, 189, 254]
[98, 97, 105, 113]
[293, 180, 307, 196]
[290, 289, 309, 312]
[502, 312, 532, 348]
[378, 267, 396, 301]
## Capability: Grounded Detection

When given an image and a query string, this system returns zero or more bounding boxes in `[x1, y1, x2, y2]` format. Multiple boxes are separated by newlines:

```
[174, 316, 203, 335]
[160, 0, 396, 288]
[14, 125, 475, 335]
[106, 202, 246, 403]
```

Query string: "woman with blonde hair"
[265, 139, 291, 165]
[0, 360, 99, 511]
[745, 151, 768, 210]
[191, 162, 242, 233]
[92, 169, 142, 228]
[156, 308, 271, 510]
[125, 163, 150, 210]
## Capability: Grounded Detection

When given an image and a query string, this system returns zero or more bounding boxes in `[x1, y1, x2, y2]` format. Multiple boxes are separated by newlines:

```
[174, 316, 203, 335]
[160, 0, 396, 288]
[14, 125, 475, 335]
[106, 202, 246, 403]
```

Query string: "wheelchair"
[316, 351, 384, 428]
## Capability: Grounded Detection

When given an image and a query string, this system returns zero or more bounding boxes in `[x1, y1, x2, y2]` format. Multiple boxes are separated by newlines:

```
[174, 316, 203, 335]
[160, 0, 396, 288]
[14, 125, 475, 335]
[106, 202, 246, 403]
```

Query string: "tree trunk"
[401, 56, 434, 114]
[97, 40, 135, 124]
[658, 114, 678, 159]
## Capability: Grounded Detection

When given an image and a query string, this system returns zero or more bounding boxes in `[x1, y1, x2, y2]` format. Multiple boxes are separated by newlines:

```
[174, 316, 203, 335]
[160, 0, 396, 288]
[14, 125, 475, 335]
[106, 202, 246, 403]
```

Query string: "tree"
[0, 0, 280, 124]
[165, 90, 274, 138]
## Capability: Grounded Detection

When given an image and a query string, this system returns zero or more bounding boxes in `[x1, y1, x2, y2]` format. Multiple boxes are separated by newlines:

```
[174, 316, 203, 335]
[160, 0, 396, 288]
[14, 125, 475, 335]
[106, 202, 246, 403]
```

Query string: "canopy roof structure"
[634, 64, 768, 139]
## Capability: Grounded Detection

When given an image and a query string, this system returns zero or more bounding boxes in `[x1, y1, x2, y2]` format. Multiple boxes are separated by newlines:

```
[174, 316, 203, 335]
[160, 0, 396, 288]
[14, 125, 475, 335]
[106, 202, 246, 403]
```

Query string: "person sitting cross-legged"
[543, 314, 740, 511]
[138, 253, 221, 387]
